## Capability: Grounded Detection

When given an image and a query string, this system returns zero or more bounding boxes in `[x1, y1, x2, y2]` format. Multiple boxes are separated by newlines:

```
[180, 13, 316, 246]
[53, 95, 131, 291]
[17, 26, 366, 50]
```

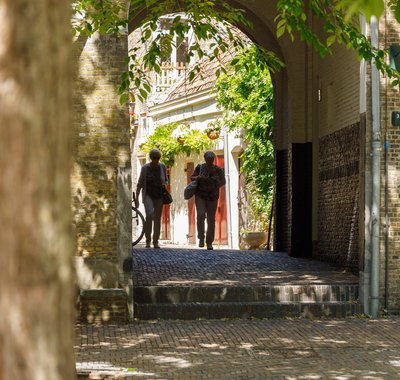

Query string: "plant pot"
[207, 131, 220, 140]
[241, 231, 268, 250]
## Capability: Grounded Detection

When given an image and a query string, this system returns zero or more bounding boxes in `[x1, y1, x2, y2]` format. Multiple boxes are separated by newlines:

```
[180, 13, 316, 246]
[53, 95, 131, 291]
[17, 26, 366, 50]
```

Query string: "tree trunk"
[0, 1, 75, 379]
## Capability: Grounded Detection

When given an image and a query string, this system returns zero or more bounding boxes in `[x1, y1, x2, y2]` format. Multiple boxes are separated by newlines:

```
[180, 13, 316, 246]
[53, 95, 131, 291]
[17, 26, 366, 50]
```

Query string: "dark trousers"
[143, 195, 163, 244]
[195, 196, 218, 245]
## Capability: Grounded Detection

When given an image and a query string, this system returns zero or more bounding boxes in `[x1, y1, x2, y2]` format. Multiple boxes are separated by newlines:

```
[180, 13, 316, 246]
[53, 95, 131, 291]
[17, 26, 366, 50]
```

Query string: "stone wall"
[72, 33, 131, 290]
[317, 123, 361, 272]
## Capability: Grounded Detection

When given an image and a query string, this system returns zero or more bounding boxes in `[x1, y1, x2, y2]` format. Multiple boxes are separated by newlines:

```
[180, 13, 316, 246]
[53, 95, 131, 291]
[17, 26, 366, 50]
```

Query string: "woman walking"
[190, 151, 226, 250]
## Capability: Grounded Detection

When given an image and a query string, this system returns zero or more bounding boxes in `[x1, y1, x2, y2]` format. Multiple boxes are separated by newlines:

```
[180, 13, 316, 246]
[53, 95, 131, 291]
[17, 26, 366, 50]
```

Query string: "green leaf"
[276, 25, 286, 39]
[327, 35, 336, 47]
[139, 88, 148, 99]
[119, 93, 128, 105]
[143, 83, 151, 92]
[394, 1, 400, 22]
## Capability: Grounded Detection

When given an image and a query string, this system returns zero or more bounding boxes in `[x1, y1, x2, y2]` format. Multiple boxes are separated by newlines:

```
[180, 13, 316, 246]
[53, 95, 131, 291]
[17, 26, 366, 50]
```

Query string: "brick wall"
[79, 289, 128, 324]
[317, 123, 361, 272]
[275, 149, 291, 253]
[291, 143, 312, 257]
[315, 27, 360, 137]
[380, 5, 400, 312]
[72, 32, 131, 289]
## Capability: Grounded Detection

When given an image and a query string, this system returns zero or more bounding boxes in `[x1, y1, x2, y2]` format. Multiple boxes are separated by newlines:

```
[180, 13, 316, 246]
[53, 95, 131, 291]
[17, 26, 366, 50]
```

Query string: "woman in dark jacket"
[136, 149, 168, 248]
[190, 151, 226, 250]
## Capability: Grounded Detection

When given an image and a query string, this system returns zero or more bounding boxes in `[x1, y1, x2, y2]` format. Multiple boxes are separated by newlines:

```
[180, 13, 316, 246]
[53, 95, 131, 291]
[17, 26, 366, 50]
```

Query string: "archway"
[74, 0, 364, 321]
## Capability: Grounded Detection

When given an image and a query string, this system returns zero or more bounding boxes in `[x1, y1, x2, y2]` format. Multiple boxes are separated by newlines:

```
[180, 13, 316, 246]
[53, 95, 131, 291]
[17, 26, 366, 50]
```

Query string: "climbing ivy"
[216, 45, 277, 230]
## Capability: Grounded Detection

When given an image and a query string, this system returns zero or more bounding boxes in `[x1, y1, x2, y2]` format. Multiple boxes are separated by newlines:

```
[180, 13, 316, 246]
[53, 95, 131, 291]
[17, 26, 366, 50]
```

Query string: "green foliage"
[140, 122, 212, 167]
[119, 0, 252, 102]
[72, 0, 400, 98]
[141, 122, 180, 167]
[72, 0, 128, 36]
[182, 128, 213, 155]
[389, 0, 400, 22]
[336, 0, 384, 21]
[216, 45, 276, 229]
[275, 0, 400, 86]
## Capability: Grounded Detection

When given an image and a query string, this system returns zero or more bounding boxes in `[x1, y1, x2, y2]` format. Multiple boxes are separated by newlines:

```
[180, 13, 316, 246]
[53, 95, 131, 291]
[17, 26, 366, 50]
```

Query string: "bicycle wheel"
[132, 206, 145, 246]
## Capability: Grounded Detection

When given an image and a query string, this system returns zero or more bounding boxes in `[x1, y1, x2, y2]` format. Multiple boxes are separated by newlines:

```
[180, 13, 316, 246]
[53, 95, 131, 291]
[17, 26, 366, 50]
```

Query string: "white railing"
[156, 62, 188, 92]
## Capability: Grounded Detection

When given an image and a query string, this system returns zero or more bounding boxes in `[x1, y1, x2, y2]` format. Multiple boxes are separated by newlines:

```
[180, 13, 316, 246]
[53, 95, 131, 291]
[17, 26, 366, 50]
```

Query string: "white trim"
[149, 89, 216, 117]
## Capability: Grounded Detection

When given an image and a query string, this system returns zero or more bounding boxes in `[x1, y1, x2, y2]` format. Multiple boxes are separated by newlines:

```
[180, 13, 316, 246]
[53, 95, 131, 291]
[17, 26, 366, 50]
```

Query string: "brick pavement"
[76, 247, 394, 378]
[76, 318, 400, 379]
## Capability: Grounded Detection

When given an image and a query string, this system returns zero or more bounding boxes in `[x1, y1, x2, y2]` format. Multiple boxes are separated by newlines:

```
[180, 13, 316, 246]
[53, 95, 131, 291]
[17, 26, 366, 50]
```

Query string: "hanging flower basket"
[207, 130, 220, 140]
[205, 121, 221, 140]
[172, 124, 190, 145]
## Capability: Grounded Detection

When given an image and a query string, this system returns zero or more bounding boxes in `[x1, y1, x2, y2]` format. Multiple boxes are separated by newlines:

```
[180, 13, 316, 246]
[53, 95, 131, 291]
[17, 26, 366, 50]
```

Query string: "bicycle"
[132, 192, 145, 246]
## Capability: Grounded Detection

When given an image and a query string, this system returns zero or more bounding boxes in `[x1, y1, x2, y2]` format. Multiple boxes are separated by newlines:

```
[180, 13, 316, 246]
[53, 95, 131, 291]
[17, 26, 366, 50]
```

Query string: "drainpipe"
[223, 127, 233, 248]
[384, 138, 389, 311]
[370, 15, 381, 318]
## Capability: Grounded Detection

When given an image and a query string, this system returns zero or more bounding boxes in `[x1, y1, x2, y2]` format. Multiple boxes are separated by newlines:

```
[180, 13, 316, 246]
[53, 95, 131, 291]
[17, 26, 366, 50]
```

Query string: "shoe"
[207, 245, 213, 250]
[153, 243, 160, 249]
[199, 239, 205, 248]
[145, 240, 151, 248]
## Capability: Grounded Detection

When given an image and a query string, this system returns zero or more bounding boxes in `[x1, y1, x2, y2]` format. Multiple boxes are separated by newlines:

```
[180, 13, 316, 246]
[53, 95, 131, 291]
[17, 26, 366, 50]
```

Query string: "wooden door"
[161, 167, 171, 240]
[215, 155, 228, 245]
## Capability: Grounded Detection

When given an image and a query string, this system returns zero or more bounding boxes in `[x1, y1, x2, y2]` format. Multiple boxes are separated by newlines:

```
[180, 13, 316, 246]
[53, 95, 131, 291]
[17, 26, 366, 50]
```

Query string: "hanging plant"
[140, 122, 213, 167]
[171, 124, 190, 144]
[205, 120, 222, 140]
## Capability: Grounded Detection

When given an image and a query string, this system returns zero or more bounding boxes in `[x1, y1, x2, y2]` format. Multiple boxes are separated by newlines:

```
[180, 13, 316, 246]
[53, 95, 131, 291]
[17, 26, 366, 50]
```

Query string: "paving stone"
[132, 248, 359, 287]
[76, 318, 400, 379]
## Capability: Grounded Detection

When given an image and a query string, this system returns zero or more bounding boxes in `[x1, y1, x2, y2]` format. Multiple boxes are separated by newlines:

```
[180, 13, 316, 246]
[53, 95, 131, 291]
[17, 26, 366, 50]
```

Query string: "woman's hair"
[204, 151, 216, 159]
[149, 148, 161, 159]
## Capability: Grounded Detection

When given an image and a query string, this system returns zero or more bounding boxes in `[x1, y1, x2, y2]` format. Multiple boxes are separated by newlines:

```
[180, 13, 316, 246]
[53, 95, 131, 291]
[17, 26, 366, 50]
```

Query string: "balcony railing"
[156, 62, 188, 92]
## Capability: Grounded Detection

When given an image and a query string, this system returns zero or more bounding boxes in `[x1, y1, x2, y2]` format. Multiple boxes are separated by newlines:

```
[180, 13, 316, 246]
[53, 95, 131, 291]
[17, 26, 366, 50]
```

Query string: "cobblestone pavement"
[76, 318, 400, 379]
[76, 247, 392, 378]
[132, 248, 359, 286]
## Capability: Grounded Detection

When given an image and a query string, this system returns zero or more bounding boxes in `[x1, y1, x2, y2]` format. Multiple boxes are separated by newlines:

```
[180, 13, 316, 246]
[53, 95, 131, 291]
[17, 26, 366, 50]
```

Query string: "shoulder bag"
[184, 164, 203, 200]
[162, 186, 173, 204]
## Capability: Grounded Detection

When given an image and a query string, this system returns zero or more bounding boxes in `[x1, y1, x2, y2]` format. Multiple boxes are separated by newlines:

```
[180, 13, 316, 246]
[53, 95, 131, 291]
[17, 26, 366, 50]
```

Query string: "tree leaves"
[73, 0, 400, 104]
[274, 0, 400, 83]
[336, 0, 384, 21]
[73, 0, 251, 104]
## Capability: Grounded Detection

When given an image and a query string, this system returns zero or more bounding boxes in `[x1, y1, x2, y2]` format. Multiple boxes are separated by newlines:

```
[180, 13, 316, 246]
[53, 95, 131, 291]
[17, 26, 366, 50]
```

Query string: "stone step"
[133, 284, 361, 320]
[134, 284, 359, 304]
[134, 300, 363, 320]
